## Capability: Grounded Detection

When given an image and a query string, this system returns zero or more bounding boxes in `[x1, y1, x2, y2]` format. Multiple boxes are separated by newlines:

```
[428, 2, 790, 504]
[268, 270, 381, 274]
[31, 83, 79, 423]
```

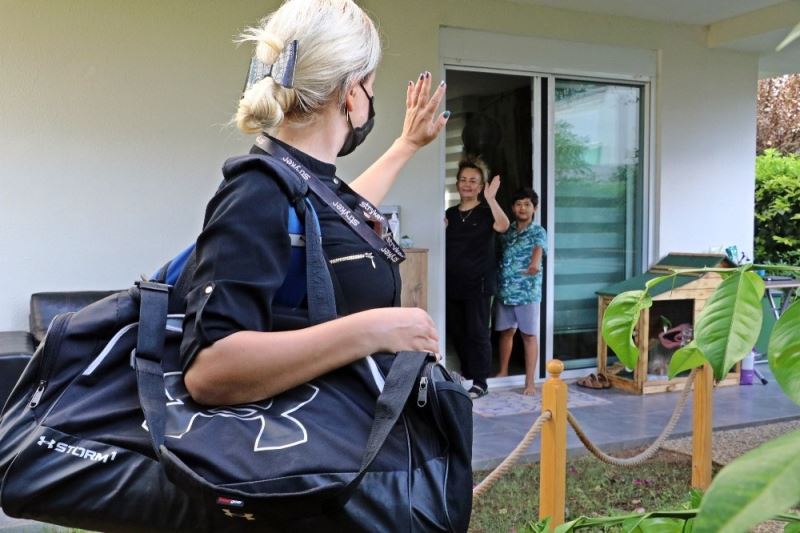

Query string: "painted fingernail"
[443, 110, 451, 119]
[408, 80, 413, 86]
[419, 72, 424, 80]
[425, 71, 431, 78]
[439, 80, 445, 87]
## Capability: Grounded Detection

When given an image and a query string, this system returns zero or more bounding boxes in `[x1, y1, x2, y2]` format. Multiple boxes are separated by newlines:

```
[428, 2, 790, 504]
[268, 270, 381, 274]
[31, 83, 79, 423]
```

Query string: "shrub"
[755, 149, 800, 266]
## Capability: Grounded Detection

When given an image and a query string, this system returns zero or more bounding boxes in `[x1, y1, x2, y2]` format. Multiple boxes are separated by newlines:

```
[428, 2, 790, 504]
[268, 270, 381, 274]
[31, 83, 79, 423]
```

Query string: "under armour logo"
[221, 509, 256, 521]
[159, 372, 319, 452]
[37, 435, 56, 449]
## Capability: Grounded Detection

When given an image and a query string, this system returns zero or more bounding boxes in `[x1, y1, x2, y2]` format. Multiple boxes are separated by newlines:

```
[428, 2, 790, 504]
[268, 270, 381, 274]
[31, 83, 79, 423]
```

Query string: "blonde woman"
[181, 1, 447, 406]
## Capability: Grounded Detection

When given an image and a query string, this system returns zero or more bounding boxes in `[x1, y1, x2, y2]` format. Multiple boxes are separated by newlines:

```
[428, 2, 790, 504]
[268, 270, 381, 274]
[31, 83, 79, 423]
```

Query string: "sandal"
[468, 385, 488, 399]
[576, 373, 610, 389]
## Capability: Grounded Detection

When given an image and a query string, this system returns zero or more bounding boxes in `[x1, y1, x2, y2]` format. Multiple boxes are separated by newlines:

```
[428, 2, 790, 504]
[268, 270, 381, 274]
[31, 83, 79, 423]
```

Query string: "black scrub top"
[445, 202, 498, 299]
[180, 137, 399, 370]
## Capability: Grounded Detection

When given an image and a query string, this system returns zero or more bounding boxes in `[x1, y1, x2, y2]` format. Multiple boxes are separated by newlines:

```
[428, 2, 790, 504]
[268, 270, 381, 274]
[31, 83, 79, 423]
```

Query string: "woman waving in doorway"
[445, 156, 510, 399]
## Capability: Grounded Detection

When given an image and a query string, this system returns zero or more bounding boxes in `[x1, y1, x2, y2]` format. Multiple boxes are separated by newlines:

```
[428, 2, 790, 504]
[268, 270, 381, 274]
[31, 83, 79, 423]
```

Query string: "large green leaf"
[768, 300, 800, 406]
[552, 512, 697, 532]
[622, 516, 686, 532]
[601, 290, 653, 369]
[786, 523, 800, 533]
[694, 272, 765, 380]
[667, 342, 707, 380]
[693, 429, 800, 532]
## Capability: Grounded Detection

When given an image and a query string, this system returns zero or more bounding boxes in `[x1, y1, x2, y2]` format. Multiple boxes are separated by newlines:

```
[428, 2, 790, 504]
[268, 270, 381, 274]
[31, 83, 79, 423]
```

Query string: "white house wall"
[0, 0, 758, 331]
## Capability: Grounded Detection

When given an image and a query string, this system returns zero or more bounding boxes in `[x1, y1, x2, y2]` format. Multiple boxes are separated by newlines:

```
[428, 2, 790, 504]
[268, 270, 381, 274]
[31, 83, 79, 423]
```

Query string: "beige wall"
[1, 0, 758, 332]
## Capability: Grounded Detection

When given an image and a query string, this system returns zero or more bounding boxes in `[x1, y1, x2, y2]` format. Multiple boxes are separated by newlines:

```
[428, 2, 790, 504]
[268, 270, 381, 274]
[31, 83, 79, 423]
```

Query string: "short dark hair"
[511, 187, 539, 208]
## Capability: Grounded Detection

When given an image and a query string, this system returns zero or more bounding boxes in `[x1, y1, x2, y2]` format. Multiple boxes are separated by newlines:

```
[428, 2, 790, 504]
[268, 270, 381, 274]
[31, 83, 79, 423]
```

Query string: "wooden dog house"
[596, 253, 740, 394]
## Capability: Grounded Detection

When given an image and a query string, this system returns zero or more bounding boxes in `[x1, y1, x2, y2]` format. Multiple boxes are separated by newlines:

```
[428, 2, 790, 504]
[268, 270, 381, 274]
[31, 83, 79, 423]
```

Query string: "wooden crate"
[597, 268, 740, 394]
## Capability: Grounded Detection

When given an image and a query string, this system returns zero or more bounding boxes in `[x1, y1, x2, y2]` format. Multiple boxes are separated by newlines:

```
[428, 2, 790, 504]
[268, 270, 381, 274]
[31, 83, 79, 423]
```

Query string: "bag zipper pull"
[29, 380, 47, 408]
[417, 376, 428, 407]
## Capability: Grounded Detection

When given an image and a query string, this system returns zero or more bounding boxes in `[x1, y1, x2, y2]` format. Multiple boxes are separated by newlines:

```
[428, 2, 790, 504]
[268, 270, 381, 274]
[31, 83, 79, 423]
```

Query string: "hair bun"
[255, 33, 284, 65]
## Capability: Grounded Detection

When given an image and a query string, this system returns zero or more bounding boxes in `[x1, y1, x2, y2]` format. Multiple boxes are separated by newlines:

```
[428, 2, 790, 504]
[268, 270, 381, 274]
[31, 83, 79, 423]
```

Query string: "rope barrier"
[472, 366, 700, 500]
[472, 410, 552, 500]
[567, 368, 698, 466]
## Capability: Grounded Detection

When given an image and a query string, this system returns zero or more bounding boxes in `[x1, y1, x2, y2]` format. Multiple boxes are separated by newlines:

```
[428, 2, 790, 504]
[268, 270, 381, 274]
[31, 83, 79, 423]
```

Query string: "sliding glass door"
[552, 79, 644, 369]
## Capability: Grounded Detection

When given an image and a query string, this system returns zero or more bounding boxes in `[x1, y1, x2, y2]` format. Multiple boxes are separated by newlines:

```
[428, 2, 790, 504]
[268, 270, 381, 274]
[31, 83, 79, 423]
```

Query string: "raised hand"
[483, 175, 501, 203]
[400, 72, 449, 150]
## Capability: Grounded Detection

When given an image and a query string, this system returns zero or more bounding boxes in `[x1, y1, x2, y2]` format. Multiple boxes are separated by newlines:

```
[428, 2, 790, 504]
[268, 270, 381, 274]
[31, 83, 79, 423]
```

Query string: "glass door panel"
[553, 79, 644, 368]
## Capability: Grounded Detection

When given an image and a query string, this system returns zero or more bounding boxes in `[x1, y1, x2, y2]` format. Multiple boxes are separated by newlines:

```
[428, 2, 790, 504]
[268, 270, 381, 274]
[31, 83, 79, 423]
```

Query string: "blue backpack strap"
[273, 199, 309, 309]
[161, 244, 195, 286]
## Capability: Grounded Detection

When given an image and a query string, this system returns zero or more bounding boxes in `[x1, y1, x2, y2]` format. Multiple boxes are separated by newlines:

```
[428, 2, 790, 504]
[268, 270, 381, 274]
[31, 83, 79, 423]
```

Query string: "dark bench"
[0, 291, 118, 408]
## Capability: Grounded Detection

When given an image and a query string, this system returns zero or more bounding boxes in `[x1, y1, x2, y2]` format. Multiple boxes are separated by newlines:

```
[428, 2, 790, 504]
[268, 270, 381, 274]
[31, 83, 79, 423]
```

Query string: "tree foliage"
[757, 75, 800, 154]
[755, 149, 800, 265]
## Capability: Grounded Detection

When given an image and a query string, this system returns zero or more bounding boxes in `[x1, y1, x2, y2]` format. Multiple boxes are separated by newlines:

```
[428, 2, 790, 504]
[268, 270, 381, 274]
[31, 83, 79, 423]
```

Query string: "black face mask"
[338, 83, 375, 157]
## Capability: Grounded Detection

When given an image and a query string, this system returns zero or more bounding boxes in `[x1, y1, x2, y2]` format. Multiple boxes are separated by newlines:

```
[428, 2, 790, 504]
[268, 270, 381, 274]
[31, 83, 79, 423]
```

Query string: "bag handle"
[134, 281, 171, 456]
[336, 351, 429, 505]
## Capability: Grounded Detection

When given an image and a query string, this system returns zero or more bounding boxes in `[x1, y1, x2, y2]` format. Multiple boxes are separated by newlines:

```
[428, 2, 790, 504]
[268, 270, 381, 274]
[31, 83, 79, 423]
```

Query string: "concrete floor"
[472, 364, 800, 470]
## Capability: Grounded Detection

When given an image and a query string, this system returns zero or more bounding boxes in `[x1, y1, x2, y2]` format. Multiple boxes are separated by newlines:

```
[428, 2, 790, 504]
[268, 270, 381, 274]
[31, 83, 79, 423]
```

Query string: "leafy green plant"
[755, 149, 800, 266]
[596, 262, 800, 532]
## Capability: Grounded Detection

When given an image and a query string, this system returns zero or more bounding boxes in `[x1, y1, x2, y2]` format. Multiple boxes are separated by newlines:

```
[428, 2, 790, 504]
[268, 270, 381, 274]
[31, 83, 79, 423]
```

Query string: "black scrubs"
[445, 202, 497, 391]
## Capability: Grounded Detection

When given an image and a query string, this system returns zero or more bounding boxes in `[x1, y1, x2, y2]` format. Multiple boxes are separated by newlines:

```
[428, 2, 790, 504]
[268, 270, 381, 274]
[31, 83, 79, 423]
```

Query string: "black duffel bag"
[0, 158, 473, 532]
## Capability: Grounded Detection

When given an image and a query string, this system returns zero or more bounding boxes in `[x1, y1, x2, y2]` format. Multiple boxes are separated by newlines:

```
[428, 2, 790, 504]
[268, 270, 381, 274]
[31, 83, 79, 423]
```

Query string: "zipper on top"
[328, 252, 375, 269]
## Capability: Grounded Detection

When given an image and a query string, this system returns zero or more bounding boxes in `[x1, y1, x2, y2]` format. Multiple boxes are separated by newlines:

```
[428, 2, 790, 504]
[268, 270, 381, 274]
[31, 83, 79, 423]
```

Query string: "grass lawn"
[470, 448, 713, 533]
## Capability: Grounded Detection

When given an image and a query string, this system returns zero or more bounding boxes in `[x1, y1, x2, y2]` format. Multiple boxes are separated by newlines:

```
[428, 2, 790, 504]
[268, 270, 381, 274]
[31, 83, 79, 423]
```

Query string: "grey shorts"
[494, 301, 541, 336]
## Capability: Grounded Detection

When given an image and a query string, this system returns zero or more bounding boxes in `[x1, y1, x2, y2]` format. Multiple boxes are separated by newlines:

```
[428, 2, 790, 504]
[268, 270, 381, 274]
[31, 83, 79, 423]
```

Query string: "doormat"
[472, 387, 612, 418]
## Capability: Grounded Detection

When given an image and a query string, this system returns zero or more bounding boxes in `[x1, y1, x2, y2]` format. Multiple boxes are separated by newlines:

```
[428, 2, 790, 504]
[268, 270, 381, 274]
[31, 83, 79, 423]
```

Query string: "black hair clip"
[243, 39, 298, 93]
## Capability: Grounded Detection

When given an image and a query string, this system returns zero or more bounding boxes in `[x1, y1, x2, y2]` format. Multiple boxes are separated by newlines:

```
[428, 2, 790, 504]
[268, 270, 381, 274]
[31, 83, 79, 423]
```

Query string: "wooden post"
[540, 360, 568, 529]
[692, 362, 713, 489]
[634, 310, 649, 394]
[597, 296, 608, 375]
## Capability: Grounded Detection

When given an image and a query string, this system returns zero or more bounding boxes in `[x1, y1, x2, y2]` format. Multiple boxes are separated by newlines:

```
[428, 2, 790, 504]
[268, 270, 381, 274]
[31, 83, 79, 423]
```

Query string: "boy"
[495, 187, 547, 395]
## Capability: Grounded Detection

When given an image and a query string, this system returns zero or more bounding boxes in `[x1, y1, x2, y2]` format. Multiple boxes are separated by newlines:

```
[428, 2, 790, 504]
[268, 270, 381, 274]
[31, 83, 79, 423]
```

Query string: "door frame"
[440, 62, 653, 386]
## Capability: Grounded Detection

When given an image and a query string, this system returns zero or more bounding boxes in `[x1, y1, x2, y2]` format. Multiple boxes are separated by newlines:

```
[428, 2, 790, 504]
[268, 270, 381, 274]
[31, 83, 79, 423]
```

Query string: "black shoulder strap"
[221, 153, 309, 201]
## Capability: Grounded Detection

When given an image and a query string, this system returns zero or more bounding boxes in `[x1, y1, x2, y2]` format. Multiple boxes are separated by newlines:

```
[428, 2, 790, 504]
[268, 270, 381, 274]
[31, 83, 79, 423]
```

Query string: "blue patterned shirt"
[498, 222, 547, 305]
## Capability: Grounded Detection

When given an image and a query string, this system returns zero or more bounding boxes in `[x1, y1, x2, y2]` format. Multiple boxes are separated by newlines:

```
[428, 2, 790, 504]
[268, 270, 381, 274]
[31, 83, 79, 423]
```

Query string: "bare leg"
[496, 328, 516, 377]
[521, 333, 539, 395]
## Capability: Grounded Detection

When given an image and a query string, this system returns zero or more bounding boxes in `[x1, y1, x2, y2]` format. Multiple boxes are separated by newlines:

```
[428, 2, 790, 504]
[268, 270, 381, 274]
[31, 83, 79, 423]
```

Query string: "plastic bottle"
[740, 350, 755, 385]
[388, 212, 400, 243]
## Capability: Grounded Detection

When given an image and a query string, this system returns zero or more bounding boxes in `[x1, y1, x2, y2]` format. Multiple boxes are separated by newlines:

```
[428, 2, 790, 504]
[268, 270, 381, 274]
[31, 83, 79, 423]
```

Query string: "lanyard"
[255, 135, 405, 265]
